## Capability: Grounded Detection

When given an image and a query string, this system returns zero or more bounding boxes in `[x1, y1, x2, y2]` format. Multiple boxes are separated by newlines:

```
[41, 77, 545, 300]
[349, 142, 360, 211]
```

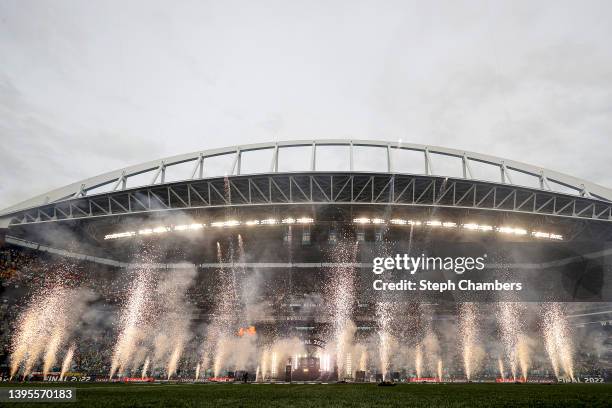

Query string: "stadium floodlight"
[245, 220, 260, 226]
[390, 218, 407, 225]
[426, 220, 442, 227]
[152, 226, 170, 234]
[260, 218, 278, 225]
[296, 217, 314, 224]
[390, 218, 422, 226]
[139, 228, 153, 235]
[104, 231, 136, 240]
[353, 217, 370, 224]
[442, 222, 457, 228]
[463, 223, 493, 232]
[282, 218, 296, 224]
[497, 226, 528, 235]
[371, 218, 385, 225]
[174, 223, 204, 231]
[532, 231, 563, 240]
[211, 220, 240, 228]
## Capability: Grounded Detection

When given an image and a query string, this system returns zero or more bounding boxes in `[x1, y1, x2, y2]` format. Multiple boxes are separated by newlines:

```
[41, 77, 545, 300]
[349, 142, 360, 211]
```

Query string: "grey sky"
[1, 0, 611, 209]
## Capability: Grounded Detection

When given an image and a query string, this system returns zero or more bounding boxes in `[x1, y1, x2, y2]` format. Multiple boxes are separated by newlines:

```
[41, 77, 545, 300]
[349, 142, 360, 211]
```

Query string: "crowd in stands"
[0, 247, 35, 280]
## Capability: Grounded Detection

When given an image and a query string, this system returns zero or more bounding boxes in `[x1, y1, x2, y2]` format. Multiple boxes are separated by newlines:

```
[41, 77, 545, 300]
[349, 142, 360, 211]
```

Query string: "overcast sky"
[1, 0, 611, 209]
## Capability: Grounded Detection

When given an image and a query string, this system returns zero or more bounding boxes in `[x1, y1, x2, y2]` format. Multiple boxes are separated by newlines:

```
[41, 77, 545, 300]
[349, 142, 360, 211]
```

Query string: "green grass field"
[1, 382, 611, 407]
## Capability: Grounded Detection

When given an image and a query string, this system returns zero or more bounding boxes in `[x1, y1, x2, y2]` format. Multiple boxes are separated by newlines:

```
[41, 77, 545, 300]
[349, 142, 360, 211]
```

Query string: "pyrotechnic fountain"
[345, 352, 353, 378]
[497, 302, 529, 380]
[109, 265, 155, 379]
[358, 348, 368, 372]
[415, 330, 440, 380]
[325, 240, 358, 379]
[542, 303, 575, 381]
[213, 338, 229, 378]
[458, 303, 480, 381]
[415, 343, 423, 378]
[270, 351, 278, 379]
[167, 336, 185, 380]
[107, 250, 196, 380]
[142, 357, 150, 379]
[498, 357, 505, 380]
[498, 303, 518, 379]
[42, 325, 65, 379]
[376, 301, 394, 381]
[259, 349, 270, 382]
[155, 269, 195, 380]
[207, 240, 241, 377]
[517, 336, 530, 381]
[130, 348, 147, 375]
[10, 286, 82, 380]
[59, 345, 75, 381]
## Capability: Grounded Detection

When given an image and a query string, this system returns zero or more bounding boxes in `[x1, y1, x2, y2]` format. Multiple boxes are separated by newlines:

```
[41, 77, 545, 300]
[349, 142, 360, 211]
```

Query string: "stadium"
[1, 140, 611, 405]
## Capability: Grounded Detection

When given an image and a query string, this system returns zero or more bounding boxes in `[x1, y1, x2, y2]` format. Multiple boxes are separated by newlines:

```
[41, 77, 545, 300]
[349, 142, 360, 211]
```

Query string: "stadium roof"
[2, 139, 612, 227]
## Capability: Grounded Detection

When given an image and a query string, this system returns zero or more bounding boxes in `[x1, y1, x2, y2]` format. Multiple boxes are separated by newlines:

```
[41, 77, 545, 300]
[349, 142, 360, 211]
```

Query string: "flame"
[237, 326, 257, 337]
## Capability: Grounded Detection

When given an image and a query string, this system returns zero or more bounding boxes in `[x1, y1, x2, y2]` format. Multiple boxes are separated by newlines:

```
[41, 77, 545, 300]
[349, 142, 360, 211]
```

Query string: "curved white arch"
[2, 139, 611, 217]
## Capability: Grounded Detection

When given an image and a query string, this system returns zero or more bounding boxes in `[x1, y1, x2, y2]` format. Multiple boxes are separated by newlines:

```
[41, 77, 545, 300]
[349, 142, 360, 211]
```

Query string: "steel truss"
[9, 173, 612, 225]
[3, 139, 612, 220]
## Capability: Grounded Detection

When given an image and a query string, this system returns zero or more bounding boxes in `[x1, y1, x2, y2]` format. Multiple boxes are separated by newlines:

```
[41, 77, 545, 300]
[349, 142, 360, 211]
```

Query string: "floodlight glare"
[104, 231, 136, 240]
[390, 219, 407, 225]
[296, 217, 314, 224]
[353, 218, 370, 224]
[497, 226, 528, 235]
[260, 218, 278, 225]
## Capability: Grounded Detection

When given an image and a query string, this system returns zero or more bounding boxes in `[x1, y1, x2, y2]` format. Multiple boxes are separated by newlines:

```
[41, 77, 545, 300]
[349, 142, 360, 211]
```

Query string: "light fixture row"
[102, 216, 562, 241]
[352, 217, 562, 240]
[104, 217, 315, 240]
